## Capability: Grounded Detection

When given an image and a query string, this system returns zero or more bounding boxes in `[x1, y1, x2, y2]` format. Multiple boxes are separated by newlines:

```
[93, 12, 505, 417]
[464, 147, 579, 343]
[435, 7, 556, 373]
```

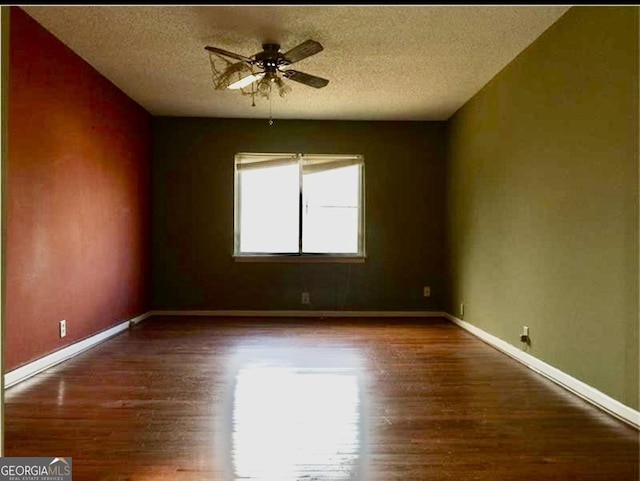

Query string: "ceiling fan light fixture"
[274, 76, 291, 98]
[256, 77, 272, 98]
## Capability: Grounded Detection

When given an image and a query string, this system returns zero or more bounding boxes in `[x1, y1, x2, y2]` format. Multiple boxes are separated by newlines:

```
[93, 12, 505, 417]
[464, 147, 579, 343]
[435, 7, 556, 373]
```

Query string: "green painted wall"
[446, 6, 639, 409]
[152, 118, 446, 311]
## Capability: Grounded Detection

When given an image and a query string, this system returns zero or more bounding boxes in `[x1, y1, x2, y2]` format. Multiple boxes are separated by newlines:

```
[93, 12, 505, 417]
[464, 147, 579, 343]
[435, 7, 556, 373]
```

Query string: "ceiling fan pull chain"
[269, 95, 274, 126]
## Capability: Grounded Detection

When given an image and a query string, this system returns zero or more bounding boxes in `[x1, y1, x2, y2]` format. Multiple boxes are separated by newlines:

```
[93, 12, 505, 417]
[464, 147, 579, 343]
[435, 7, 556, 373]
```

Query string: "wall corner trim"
[443, 313, 640, 429]
[4, 312, 152, 389]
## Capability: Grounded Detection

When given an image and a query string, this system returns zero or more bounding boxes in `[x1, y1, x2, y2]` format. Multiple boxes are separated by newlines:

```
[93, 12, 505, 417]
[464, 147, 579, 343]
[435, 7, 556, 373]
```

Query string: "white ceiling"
[22, 5, 571, 121]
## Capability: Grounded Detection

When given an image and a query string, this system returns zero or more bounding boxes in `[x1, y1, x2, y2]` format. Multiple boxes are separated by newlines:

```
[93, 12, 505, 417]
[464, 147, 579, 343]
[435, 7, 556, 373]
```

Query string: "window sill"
[233, 255, 366, 264]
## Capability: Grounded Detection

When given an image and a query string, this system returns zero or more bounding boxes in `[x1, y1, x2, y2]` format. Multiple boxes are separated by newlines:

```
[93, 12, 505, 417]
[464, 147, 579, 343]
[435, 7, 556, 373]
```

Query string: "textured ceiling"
[22, 5, 571, 121]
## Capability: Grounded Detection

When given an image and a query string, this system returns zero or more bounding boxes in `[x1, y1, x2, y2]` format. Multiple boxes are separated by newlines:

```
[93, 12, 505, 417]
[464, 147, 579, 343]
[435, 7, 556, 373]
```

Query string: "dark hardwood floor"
[4, 316, 639, 480]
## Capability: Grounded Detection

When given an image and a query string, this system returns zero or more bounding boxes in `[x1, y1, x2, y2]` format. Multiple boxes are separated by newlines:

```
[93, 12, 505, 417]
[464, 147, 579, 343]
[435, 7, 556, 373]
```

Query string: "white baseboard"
[443, 313, 640, 429]
[148, 309, 446, 318]
[4, 312, 152, 389]
[128, 311, 150, 326]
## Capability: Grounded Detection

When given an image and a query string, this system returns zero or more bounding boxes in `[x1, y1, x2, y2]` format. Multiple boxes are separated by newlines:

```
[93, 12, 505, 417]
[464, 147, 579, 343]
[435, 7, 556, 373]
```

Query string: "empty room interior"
[1, 5, 639, 481]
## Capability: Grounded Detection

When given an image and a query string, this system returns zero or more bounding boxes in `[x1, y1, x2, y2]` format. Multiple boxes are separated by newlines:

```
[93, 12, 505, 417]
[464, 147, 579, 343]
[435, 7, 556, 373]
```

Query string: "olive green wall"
[152, 118, 446, 311]
[446, 6, 639, 409]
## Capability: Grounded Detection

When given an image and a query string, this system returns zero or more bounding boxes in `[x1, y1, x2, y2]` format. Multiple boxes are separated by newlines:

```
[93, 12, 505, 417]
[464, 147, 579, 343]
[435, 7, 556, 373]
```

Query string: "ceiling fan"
[205, 40, 329, 102]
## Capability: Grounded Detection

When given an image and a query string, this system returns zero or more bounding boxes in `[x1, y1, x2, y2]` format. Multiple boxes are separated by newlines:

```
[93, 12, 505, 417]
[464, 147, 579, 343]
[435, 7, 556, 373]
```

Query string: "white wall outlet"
[520, 326, 530, 344]
[301, 292, 310, 304]
[423, 286, 431, 297]
[59, 319, 67, 338]
[460, 302, 465, 318]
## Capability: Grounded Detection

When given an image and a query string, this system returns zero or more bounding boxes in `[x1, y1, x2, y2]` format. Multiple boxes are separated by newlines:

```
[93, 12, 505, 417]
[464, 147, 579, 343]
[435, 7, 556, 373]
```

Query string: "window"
[234, 152, 365, 259]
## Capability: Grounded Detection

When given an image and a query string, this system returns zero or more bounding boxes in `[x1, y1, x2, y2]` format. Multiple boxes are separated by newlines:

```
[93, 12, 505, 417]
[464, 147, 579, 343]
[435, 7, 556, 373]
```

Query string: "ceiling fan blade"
[228, 72, 265, 89]
[205, 46, 253, 64]
[283, 70, 329, 89]
[282, 40, 324, 64]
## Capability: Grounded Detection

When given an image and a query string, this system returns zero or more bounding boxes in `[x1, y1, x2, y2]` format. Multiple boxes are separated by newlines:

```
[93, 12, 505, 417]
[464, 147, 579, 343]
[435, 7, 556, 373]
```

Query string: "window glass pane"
[239, 163, 299, 253]
[302, 164, 360, 254]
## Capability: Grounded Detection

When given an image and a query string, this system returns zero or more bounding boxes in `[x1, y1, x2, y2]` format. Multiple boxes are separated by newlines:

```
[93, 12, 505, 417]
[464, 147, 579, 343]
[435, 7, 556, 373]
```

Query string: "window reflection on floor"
[225, 345, 364, 481]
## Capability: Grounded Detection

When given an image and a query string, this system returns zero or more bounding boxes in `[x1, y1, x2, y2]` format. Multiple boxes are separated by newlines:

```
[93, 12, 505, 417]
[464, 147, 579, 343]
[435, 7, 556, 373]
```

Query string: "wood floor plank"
[4, 316, 638, 480]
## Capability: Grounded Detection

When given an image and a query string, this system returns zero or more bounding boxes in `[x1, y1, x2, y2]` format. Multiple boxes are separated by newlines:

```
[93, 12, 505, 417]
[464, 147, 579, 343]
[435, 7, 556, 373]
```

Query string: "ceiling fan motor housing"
[254, 44, 291, 76]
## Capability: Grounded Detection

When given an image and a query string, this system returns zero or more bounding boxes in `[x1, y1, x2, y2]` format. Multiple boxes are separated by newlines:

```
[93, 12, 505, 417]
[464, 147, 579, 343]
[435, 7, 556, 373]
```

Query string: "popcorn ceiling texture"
[22, 6, 570, 121]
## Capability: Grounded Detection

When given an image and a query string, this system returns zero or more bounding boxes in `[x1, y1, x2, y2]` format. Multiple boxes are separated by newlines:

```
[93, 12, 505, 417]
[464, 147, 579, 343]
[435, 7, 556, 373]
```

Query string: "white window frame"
[233, 152, 365, 263]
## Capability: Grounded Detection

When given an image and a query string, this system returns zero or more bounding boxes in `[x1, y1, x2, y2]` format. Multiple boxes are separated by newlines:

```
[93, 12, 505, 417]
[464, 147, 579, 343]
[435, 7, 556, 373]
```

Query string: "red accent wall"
[7, 7, 152, 371]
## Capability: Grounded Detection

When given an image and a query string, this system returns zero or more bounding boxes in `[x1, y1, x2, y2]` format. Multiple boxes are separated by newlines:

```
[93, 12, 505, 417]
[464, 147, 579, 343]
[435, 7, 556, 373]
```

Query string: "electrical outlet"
[59, 319, 67, 338]
[520, 326, 530, 343]
[460, 302, 465, 318]
[301, 292, 310, 304]
[423, 286, 431, 297]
